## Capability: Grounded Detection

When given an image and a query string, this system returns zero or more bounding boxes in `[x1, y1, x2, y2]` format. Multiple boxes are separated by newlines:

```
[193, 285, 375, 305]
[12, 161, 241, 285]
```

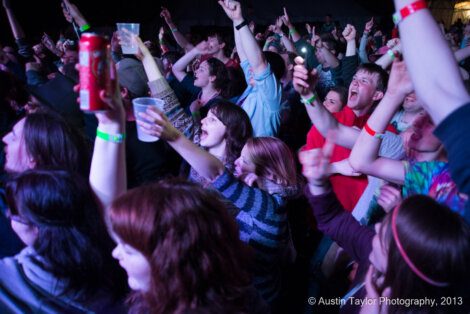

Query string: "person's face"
[112, 236, 151, 292]
[323, 91, 344, 113]
[200, 109, 227, 149]
[402, 92, 423, 113]
[369, 222, 388, 273]
[348, 70, 382, 111]
[325, 16, 332, 24]
[32, 44, 46, 59]
[2, 118, 35, 173]
[407, 115, 441, 153]
[194, 61, 214, 88]
[234, 145, 256, 178]
[61, 50, 78, 65]
[207, 36, 224, 55]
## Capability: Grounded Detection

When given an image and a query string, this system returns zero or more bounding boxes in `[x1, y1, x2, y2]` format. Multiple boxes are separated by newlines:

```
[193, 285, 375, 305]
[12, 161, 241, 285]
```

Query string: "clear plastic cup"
[116, 23, 140, 54]
[132, 97, 165, 142]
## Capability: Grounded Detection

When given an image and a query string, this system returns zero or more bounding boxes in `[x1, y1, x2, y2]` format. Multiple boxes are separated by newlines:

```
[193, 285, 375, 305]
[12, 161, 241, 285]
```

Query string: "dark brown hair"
[206, 57, 229, 95]
[356, 63, 389, 92]
[6, 170, 127, 299]
[380, 195, 470, 313]
[110, 178, 253, 314]
[210, 101, 253, 167]
[23, 110, 91, 176]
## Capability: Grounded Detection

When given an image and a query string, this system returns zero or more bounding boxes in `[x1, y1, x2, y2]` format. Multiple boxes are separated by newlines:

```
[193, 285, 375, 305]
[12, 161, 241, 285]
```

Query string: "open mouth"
[349, 90, 358, 101]
[200, 130, 208, 140]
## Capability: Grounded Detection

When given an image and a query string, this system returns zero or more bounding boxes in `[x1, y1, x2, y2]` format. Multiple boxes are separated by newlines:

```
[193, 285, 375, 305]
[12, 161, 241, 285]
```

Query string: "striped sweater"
[212, 170, 289, 304]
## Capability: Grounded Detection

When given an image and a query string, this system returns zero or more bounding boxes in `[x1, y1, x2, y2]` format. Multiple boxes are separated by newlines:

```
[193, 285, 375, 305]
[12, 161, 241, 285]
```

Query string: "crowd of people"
[1, 0, 470, 312]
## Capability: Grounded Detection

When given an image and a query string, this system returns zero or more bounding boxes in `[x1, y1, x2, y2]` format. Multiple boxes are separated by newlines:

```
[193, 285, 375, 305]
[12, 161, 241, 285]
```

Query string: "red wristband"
[393, 0, 427, 25]
[364, 123, 384, 139]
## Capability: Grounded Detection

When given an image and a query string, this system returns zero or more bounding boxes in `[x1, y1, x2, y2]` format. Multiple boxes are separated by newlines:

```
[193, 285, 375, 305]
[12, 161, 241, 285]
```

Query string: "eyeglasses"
[5, 208, 31, 225]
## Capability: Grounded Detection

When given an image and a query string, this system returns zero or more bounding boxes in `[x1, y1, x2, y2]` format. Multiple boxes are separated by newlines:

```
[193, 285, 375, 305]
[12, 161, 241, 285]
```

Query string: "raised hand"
[364, 17, 374, 33]
[342, 24, 357, 42]
[41, 33, 55, 51]
[62, 0, 86, 25]
[377, 184, 402, 213]
[386, 38, 400, 49]
[299, 132, 336, 187]
[292, 56, 319, 97]
[305, 23, 312, 35]
[194, 40, 211, 55]
[386, 59, 414, 100]
[91, 61, 126, 126]
[281, 7, 291, 27]
[136, 107, 181, 142]
[160, 7, 173, 24]
[218, 0, 243, 23]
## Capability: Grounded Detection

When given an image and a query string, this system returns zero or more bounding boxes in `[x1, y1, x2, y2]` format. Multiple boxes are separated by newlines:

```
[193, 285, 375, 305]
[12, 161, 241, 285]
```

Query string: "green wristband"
[80, 24, 91, 32]
[96, 129, 125, 143]
[300, 94, 317, 107]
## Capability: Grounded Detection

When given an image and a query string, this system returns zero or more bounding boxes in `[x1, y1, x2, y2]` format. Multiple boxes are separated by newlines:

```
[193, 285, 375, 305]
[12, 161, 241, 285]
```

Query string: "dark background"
[0, 0, 394, 44]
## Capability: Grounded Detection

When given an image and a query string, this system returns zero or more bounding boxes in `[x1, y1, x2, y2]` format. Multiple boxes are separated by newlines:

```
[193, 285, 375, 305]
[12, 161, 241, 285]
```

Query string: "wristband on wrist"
[235, 20, 248, 31]
[191, 111, 201, 118]
[300, 94, 316, 107]
[80, 24, 91, 32]
[96, 129, 125, 143]
[364, 123, 384, 139]
[387, 49, 396, 60]
[171, 27, 178, 33]
[289, 28, 297, 36]
[393, 0, 427, 25]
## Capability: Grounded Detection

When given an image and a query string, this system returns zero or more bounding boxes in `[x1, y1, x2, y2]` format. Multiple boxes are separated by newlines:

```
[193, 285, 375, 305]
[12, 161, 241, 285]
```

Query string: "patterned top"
[212, 170, 289, 304]
[403, 161, 467, 215]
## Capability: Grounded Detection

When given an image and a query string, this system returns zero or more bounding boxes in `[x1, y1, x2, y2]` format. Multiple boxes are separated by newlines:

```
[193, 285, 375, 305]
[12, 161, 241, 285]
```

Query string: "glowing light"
[454, 1, 470, 21]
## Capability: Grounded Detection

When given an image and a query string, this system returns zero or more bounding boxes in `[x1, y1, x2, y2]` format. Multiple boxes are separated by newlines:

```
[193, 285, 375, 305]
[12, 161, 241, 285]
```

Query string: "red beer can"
[79, 33, 111, 112]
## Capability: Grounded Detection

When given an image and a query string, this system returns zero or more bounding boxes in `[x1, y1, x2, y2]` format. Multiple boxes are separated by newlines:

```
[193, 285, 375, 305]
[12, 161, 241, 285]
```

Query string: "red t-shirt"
[305, 106, 397, 212]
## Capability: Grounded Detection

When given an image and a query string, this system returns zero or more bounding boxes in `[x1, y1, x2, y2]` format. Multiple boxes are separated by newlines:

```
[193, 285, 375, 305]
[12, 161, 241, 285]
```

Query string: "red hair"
[109, 178, 253, 314]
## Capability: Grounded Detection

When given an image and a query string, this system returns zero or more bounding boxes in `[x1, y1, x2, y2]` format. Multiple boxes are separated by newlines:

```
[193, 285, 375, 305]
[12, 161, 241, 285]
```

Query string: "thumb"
[294, 56, 305, 66]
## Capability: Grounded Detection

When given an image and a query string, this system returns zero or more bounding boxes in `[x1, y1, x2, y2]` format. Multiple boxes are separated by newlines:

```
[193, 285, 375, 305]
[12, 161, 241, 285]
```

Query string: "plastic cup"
[116, 23, 140, 54]
[132, 97, 165, 142]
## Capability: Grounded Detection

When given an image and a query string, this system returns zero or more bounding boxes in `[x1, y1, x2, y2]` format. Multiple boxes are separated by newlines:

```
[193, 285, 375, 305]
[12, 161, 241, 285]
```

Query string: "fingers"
[137, 120, 163, 136]
[364, 265, 380, 299]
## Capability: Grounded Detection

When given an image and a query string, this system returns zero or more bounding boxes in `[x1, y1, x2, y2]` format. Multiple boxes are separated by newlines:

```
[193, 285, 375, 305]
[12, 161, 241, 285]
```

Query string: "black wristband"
[235, 20, 248, 31]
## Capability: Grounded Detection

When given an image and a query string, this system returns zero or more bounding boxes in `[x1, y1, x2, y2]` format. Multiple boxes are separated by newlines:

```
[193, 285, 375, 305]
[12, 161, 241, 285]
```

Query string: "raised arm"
[394, 0, 470, 124]
[375, 39, 401, 70]
[349, 60, 413, 185]
[160, 7, 194, 52]
[131, 35, 195, 137]
[343, 24, 357, 57]
[218, 0, 267, 74]
[171, 41, 211, 82]
[62, 0, 89, 28]
[136, 109, 224, 181]
[299, 133, 374, 263]
[293, 56, 360, 149]
[281, 7, 301, 43]
[359, 18, 374, 63]
[316, 40, 340, 69]
[89, 64, 127, 212]
[3, 0, 25, 40]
